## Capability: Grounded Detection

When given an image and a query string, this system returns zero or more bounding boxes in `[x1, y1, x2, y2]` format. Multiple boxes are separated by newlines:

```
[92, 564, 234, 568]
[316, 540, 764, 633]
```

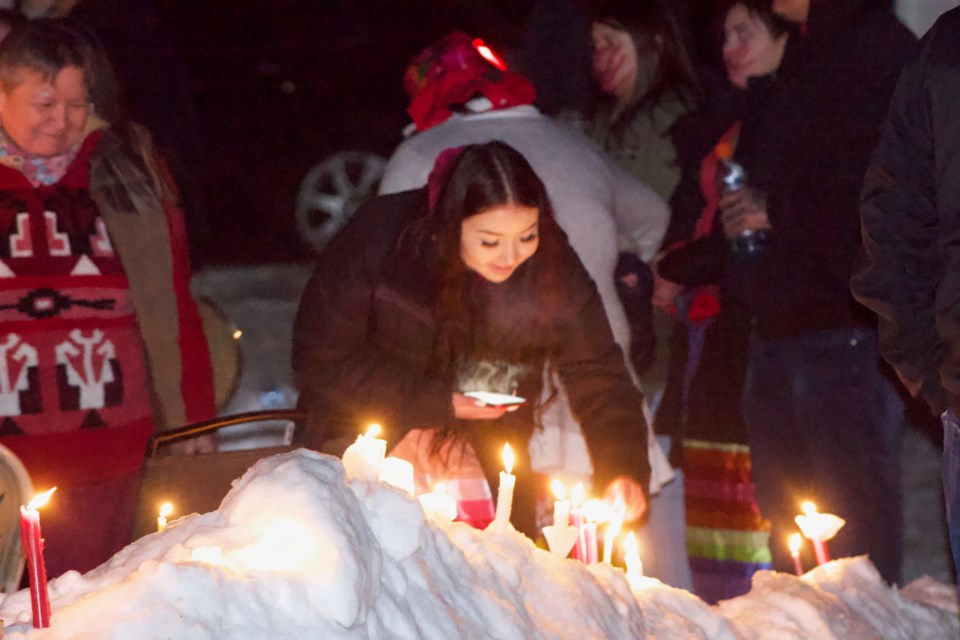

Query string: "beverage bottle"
[715, 141, 769, 259]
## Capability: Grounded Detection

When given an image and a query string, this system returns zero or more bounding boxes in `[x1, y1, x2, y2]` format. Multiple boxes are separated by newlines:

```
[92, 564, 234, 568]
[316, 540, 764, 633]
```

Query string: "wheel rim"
[295, 151, 386, 253]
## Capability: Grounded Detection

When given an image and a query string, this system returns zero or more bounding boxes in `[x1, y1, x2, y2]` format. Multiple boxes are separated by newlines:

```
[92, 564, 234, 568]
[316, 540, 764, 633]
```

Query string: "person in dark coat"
[714, 0, 915, 583]
[293, 142, 650, 538]
[851, 7, 960, 587]
[653, 0, 789, 601]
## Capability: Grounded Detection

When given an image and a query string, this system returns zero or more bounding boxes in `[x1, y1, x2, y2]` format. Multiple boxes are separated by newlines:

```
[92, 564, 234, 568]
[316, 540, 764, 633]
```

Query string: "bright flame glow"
[27, 487, 56, 510]
[624, 531, 642, 577]
[434, 482, 447, 495]
[551, 479, 566, 501]
[801, 501, 817, 516]
[602, 506, 625, 564]
[502, 443, 515, 474]
[237, 517, 320, 573]
[159, 502, 174, 519]
[581, 498, 614, 523]
[789, 533, 803, 555]
[472, 38, 507, 70]
[365, 423, 382, 438]
[232, 329, 243, 340]
[571, 482, 584, 508]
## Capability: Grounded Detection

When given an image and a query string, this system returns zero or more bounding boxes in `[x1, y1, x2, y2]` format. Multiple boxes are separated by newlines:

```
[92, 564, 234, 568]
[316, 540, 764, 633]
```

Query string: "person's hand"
[166, 433, 217, 455]
[720, 188, 771, 239]
[452, 392, 510, 420]
[603, 475, 648, 523]
[650, 256, 683, 309]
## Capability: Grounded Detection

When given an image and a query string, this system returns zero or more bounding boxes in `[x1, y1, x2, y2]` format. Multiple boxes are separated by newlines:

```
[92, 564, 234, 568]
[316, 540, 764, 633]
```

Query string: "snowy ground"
[195, 263, 954, 587]
[1, 449, 956, 640]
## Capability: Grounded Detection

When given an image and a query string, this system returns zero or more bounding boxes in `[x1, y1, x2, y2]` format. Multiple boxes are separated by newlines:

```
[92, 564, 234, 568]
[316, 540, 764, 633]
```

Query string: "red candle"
[789, 534, 804, 576]
[20, 488, 55, 629]
[811, 538, 830, 566]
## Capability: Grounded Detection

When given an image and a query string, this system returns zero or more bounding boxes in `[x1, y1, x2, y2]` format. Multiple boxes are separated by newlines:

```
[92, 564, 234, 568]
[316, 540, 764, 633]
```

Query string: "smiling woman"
[293, 141, 653, 538]
[0, 18, 215, 578]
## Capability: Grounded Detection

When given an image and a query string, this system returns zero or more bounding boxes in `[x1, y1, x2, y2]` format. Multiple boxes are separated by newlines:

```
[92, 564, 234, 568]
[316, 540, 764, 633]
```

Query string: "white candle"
[341, 423, 387, 482]
[157, 502, 174, 532]
[380, 457, 415, 496]
[624, 531, 643, 577]
[418, 482, 458, 524]
[489, 443, 516, 533]
[551, 479, 571, 527]
[603, 507, 624, 565]
[794, 501, 845, 566]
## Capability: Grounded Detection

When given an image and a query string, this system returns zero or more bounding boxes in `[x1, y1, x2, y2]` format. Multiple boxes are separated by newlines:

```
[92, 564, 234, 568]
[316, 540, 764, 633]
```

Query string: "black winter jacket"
[292, 188, 651, 494]
[732, 0, 915, 339]
[852, 8, 960, 417]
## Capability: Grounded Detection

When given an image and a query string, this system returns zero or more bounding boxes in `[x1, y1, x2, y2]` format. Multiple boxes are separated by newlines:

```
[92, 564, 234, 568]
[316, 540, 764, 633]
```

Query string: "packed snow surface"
[0, 449, 955, 639]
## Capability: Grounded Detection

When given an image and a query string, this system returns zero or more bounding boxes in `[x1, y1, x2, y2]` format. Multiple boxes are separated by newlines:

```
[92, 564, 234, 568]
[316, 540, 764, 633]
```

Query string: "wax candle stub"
[341, 424, 387, 482]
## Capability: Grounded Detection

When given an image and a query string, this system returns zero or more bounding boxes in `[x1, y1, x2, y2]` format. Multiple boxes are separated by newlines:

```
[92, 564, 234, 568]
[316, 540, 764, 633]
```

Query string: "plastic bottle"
[715, 141, 769, 259]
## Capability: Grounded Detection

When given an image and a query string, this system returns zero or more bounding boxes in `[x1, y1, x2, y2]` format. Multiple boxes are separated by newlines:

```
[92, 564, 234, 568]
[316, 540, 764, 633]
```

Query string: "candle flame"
[502, 443, 515, 474]
[159, 502, 174, 518]
[434, 482, 447, 495]
[801, 501, 817, 516]
[28, 487, 56, 510]
[789, 533, 803, 554]
[624, 531, 641, 576]
[605, 507, 625, 541]
[571, 482, 584, 507]
[551, 479, 566, 501]
[365, 423, 382, 438]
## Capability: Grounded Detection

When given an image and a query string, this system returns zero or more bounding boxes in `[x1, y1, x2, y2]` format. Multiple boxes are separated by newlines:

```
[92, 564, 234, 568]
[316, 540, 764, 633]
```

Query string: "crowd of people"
[0, 0, 958, 607]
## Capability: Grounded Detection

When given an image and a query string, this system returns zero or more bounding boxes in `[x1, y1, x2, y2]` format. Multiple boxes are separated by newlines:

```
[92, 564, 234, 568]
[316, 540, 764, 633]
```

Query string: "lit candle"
[794, 501, 845, 566]
[418, 482, 458, 524]
[551, 479, 571, 527]
[341, 423, 387, 482]
[569, 483, 589, 563]
[157, 502, 174, 532]
[489, 443, 516, 533]
[624, 531, 643, 579]
[380, 457, 415, 496]
[603, 506, 625, 565]
[789, 533, 804, 576]
[20, 487, 56, 629]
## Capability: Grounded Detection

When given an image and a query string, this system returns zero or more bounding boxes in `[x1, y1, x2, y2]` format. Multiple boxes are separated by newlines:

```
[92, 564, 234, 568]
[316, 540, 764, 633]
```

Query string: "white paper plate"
[463, 391, 526, 407]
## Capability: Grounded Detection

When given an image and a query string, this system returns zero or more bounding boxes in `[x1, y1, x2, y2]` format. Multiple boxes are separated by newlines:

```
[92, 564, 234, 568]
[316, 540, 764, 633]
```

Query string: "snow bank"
[0, 450, 954, 639]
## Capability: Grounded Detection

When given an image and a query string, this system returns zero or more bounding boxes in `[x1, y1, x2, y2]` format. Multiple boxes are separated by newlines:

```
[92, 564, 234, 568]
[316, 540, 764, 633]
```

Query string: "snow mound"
[0, 449, 954, 639]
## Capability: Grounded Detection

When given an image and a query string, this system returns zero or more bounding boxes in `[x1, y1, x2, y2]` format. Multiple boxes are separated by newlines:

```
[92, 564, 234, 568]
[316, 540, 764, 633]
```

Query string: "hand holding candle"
[341, 423, 387, 482]
[20, 487, 56, 629]
[794, 501, 845, 566]
[489, 443, 516, 533]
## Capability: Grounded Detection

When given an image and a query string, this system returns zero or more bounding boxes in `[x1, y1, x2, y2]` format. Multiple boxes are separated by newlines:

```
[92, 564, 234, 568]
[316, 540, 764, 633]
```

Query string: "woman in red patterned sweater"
[0, 19, 214, 576]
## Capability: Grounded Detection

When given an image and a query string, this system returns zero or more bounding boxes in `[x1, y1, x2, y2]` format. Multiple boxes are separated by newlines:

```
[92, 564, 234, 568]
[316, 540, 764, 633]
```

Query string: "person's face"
[591, 21, 638, 101]
[772, 0, 810, 23]
[460, 203, 540, 283]
[723, 5, 788, 89]
[0, 65, 91, 157]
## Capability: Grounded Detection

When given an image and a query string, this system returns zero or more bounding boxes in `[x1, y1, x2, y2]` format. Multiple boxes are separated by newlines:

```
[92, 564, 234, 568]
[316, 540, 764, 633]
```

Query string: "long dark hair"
[407, 141, 568, 408]
[592, 0, 702, 119]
